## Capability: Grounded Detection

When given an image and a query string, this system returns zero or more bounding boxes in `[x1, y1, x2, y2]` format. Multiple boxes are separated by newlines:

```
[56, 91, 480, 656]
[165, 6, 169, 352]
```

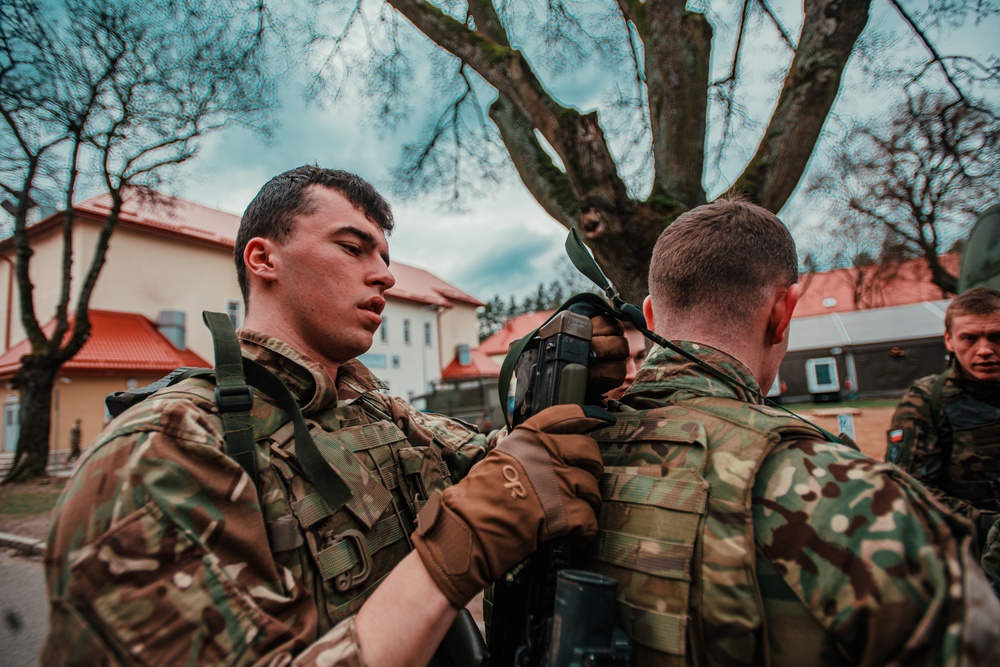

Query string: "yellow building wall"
[0, 216, 241, 360]
[1, 373, 163, 453]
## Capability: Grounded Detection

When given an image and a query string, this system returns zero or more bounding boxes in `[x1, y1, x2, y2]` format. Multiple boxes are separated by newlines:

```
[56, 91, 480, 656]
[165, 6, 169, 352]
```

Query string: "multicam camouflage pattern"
[591, 342, 1000, 667]
[43, 328, 487, 666]
[887, 366, 1000, 544]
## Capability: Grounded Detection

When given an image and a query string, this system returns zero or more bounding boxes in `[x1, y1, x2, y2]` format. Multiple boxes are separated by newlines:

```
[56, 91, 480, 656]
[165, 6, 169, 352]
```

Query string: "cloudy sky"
[171, 1, 999, 304]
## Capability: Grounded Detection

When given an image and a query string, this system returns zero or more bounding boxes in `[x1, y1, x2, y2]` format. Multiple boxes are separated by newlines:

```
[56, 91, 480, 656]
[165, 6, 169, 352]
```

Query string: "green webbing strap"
[203, 312, 258, 493]
[202, 312, 353, 513]
[520, 229, 845, 444]
[242, 358, 352, 513]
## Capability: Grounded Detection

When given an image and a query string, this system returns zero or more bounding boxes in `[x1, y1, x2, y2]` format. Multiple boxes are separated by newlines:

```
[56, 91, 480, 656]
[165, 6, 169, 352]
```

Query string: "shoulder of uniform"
[100, 377, 223, 446]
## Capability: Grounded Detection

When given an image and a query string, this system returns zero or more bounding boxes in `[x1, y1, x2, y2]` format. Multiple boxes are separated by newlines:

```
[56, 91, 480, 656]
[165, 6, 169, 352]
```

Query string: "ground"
[0, 476, 66, 541]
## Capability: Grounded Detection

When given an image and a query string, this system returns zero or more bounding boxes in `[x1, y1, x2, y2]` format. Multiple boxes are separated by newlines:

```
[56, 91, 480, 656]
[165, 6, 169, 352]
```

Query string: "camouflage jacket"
[887, 365, 1000, 540]
[594, 342, 999, 667]
[43, 329, 487, 666]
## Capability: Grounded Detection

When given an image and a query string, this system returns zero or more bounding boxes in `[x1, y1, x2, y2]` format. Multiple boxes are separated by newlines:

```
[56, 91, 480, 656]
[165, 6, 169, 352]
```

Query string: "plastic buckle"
[333, 529, 373, 592]
[215, 384, 254, 413]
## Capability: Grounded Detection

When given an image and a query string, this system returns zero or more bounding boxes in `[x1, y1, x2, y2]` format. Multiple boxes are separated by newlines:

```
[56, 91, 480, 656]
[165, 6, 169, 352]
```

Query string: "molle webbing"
[588, 400, 828, 667]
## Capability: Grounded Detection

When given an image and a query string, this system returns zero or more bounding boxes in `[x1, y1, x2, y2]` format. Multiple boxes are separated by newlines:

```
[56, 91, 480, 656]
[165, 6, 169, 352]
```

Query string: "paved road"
[0, 548, 46, 666]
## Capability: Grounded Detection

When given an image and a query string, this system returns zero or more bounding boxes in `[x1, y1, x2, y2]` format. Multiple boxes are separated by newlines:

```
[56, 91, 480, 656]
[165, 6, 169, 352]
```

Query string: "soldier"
[43, 166, 625, 665]
[886, 287, 1000, 552]
[67, 417, 82, 461]
[586, 196, 999, 666]
[605, 320, 649, 401]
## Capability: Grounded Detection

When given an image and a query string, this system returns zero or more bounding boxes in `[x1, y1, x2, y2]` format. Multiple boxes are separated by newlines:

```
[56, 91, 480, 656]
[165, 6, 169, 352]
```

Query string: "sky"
[169, 0, 1000, 305]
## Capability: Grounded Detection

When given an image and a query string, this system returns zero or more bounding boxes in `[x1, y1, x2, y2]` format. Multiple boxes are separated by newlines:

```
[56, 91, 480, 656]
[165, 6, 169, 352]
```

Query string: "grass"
[0, 478, 66, 517]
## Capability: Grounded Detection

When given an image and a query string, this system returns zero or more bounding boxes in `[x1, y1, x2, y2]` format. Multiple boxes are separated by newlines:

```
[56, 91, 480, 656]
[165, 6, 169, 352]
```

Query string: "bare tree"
[811, 90, 1000, 296]
[307, 0, 997, 304]
[0, 0, 277, 482]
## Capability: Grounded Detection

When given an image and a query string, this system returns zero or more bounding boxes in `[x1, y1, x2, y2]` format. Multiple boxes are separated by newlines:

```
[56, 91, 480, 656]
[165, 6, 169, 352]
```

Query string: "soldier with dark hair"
[588, 196, 999, 665]
[42, 166, 626, 665]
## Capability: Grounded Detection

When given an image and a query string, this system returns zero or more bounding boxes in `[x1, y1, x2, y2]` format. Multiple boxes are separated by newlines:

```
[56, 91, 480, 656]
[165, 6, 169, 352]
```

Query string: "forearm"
[355, 552, 459, 666]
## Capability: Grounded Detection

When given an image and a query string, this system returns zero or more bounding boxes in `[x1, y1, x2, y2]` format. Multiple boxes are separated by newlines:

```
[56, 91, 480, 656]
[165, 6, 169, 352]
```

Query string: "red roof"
[795, 254, 961, 318]
[12, 191, 482, 310]
[385, 262, 484, 308]
[0, 310, 209, 380]
[440, 347, 502, 381]
[479, 311, 555, 356]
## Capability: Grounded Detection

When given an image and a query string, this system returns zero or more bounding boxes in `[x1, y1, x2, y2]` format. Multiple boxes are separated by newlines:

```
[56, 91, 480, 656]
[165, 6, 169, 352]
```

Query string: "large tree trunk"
[2, 358, 58, 483]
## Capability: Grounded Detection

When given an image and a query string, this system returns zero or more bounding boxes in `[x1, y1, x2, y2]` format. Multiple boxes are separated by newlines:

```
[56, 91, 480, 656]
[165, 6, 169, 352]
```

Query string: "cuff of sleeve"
[411, 491, 483, 609]
[290, 616, 366, 667]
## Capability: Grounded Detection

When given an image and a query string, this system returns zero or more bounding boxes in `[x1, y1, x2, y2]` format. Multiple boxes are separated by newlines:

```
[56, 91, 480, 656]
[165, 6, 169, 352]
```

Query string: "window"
[358, 353, 387, 369]
[392, 355, 401, 369]
[403, 319, 411, 345]
[225, 299, 244, 328]
[424, 322, 432, 346]
[805, 357, 840, 393]
[380, 316, 388, 344]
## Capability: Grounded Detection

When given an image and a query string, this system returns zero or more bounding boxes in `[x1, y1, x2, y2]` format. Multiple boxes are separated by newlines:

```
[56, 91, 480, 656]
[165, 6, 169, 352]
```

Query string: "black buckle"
[215, 384, 253, 413]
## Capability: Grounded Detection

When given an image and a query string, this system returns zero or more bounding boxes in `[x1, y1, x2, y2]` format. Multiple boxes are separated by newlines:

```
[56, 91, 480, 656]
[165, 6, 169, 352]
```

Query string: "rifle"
[488, 302, 632, 666]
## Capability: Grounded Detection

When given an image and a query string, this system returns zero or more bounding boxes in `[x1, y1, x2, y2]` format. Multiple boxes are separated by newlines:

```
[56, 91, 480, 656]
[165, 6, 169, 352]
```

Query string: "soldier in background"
[42, 166, 625, 666]
[604, 320, 649, 401]
[591, 196, 998, 666]
[886, 287, 1000, 552]
[67, 417, 82, 461]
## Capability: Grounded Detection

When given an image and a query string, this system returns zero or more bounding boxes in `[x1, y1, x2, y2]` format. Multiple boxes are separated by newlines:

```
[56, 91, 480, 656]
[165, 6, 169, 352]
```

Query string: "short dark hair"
[234, 166, 394, 306]
[945, 287, 1000, 331]
[648, 195, 798, 323]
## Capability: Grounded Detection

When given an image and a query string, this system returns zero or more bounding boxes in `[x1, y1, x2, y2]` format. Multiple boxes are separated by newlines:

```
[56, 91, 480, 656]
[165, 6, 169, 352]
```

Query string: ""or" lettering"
[502, 464, 527, 499]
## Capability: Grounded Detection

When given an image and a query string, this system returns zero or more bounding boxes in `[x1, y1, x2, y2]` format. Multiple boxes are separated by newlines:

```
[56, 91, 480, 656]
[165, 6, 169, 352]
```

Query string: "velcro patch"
[889, 429, 904, 443]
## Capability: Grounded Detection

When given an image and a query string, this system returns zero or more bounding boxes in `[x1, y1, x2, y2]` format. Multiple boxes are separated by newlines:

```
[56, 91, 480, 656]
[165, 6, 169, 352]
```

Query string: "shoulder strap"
[202, 312, 352, 513]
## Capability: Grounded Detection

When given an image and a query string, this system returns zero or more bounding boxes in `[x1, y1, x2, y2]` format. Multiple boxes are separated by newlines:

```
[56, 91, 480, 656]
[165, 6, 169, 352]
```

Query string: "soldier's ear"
[642, 296, 655, 332]
[768, 283, 800, 345]
[244, 237, 279, 282]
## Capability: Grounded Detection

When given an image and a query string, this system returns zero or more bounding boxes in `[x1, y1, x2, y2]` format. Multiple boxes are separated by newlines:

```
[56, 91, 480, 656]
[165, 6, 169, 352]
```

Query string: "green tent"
[959, 203, 1000, 293]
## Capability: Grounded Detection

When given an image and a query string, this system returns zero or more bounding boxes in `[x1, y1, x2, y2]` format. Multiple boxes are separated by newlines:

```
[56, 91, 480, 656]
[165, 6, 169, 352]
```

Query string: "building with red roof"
[794, 254, 960, 318]
[0, 189, 484, 453]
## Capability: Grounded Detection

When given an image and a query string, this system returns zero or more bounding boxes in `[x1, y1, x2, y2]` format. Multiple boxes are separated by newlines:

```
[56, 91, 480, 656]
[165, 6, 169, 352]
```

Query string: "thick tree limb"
[642, 0, 712, 208]
[387, 0, 630, 223]
[736, 0, 871, 212]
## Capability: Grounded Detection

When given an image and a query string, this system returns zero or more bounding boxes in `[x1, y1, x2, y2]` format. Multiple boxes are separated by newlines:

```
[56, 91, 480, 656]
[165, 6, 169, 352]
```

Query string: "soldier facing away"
[587, 197, 999, 665]
[42, 166, 627, 665]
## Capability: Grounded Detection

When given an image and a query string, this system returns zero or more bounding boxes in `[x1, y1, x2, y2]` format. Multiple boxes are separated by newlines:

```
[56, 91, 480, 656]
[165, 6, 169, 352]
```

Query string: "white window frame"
[805, 357, 840, 393]
[225, 299, 245, 329]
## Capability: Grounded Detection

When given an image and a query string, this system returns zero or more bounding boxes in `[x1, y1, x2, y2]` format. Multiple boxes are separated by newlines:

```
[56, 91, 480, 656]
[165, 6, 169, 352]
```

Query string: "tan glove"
[411, 404, 611, 608]
[586, 313, 628, 399]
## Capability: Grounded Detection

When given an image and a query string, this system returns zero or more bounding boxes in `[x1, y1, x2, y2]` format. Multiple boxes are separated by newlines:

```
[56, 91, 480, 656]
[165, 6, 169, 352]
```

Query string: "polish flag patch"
[889, 429, 904, 443]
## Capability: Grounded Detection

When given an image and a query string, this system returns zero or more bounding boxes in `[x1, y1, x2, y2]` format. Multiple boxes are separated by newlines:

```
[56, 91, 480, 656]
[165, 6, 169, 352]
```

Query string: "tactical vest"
[105, 313, 455, 635]
[582, 396, 833, 667]
[137, 376, 453, 632]
[929, 372, 1000, 510]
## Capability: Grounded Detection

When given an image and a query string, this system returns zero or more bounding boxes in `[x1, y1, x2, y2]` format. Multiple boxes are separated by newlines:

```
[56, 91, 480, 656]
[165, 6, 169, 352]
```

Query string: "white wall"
[360, 299, 442, 399]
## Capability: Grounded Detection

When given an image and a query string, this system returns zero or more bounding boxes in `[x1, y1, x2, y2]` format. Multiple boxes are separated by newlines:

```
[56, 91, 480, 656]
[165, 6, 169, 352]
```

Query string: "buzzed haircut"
[235, 165, 394, 307]
[945, 287, 1000, 332]
[647, 195, 798, 323]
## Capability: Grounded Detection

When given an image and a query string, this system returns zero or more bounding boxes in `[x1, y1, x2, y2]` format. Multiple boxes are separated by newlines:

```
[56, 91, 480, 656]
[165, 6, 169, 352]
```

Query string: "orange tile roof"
[795, 254, 961, 318]
[385, 262, 484, 308]
[0, 310, 209, 380]
[440, 347, 502, 381]
[50, 191, 480, 309]
[75, 191, 241, 248]
[479, 311, 555, 356]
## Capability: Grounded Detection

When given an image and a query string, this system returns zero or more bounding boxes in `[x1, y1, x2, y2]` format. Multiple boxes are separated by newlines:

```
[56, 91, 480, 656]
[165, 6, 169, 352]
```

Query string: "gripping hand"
[411, 405, 612, 608]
